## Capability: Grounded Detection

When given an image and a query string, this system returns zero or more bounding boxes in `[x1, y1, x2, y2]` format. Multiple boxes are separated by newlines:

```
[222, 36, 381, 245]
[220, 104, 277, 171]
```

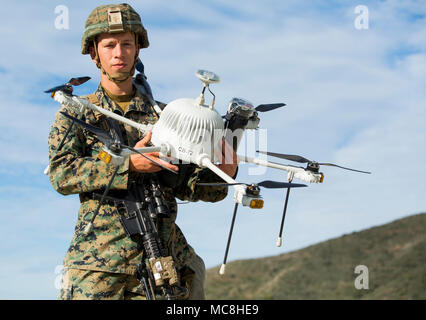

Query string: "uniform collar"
[94, 83, 152, 115]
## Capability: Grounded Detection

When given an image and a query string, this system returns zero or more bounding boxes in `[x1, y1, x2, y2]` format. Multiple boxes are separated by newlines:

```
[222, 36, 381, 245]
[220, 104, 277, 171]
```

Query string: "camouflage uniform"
[49, 84, 228, 299]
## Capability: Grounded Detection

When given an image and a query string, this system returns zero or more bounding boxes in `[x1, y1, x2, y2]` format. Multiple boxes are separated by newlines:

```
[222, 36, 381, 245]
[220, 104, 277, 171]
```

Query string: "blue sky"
[0, 0, 425, 299]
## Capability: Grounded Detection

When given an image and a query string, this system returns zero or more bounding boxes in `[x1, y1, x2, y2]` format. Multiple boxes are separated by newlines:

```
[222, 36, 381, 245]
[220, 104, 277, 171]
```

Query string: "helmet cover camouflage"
[81, 3, 149, 55]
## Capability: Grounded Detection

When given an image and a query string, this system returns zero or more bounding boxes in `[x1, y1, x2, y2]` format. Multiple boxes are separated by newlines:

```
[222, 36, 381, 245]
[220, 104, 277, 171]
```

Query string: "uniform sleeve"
[48, 104, 130, 195]
[174, 165, 238, 203]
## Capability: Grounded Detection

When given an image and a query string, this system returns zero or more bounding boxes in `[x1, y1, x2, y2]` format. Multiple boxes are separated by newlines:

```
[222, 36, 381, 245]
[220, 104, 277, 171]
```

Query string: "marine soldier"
[48, 3, 237, 300]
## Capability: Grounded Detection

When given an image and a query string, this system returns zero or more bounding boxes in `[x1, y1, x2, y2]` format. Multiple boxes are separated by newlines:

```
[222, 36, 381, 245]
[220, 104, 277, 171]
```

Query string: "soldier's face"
[94, 31, 138, 77]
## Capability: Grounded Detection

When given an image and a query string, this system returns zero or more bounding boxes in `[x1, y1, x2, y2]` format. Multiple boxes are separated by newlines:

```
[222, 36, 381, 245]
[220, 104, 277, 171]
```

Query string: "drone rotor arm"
[66, 94, 153, 135]
[237, 154, 302, 173]
[238, 155, 323, 184]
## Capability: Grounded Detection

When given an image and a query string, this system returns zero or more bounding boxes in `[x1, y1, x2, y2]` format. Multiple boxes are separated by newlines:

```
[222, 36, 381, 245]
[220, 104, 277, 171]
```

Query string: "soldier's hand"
[129, 131, 179, 173]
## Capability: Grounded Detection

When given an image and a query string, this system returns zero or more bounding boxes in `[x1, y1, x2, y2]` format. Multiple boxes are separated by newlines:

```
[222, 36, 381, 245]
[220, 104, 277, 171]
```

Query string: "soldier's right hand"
[129, 131, 179, 173]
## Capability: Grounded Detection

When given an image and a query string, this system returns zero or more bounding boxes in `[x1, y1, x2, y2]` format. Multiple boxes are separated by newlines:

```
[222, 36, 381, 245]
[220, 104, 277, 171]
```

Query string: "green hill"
[205, 213, 426, 300]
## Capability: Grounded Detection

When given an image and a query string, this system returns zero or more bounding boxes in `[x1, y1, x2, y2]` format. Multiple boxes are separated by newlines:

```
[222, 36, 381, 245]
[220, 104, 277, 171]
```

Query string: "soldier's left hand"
[130, 131, 179, 173]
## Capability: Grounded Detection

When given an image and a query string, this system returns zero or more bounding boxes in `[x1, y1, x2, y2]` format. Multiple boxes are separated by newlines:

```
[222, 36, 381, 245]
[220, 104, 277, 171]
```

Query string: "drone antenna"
[195, 70, 220, 109]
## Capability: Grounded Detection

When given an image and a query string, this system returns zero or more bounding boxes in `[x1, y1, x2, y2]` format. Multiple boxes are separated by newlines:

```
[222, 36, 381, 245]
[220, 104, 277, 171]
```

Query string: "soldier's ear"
[89, 38, 100, 65]
[89, 44, 102, 70]
[89, 46, 96, 61]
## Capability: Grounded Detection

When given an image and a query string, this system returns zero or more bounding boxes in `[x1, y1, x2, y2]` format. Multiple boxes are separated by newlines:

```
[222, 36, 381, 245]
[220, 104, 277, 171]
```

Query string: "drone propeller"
[196, 180, 307, 189]
[43, 77, 92, 175]
[68, 77, 91, 86]
[60, 111, 114, 146]
[44, 76, 91, 94]
[257, 151, 371, 174]
[222, 102, 286, 119]
[59, 111, 178, 175]
[255, 103, 286, 112]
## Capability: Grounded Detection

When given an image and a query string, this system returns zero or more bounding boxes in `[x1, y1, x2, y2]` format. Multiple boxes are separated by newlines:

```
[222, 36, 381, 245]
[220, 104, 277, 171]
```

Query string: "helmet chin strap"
[93, 36, 139, 84]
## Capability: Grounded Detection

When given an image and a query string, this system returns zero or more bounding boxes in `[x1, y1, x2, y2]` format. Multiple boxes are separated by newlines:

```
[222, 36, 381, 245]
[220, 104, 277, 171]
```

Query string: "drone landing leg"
[276, 182, 291, 247]
[219, 202, 239, 275]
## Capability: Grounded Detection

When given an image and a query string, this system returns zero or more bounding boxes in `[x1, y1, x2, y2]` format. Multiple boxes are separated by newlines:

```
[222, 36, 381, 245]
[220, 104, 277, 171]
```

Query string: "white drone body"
[51, 78, 323, 189]
[151, 97, 224, 166]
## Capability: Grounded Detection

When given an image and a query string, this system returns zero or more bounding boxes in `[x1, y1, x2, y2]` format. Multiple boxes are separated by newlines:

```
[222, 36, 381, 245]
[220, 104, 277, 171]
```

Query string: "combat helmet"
[81, 3, 149, 82]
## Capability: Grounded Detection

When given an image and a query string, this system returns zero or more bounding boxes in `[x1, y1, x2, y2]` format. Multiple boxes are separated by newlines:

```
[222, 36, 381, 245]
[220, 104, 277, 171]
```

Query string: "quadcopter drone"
[45, 65, 370, 275]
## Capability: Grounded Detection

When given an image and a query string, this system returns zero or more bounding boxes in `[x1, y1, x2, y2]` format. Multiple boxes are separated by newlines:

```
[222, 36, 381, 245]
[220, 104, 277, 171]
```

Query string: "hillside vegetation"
[205, 213, 426, 299]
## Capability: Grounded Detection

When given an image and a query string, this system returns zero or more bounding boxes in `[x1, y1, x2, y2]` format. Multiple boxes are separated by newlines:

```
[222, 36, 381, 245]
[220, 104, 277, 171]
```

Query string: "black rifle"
[93, 176, 187, 300]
